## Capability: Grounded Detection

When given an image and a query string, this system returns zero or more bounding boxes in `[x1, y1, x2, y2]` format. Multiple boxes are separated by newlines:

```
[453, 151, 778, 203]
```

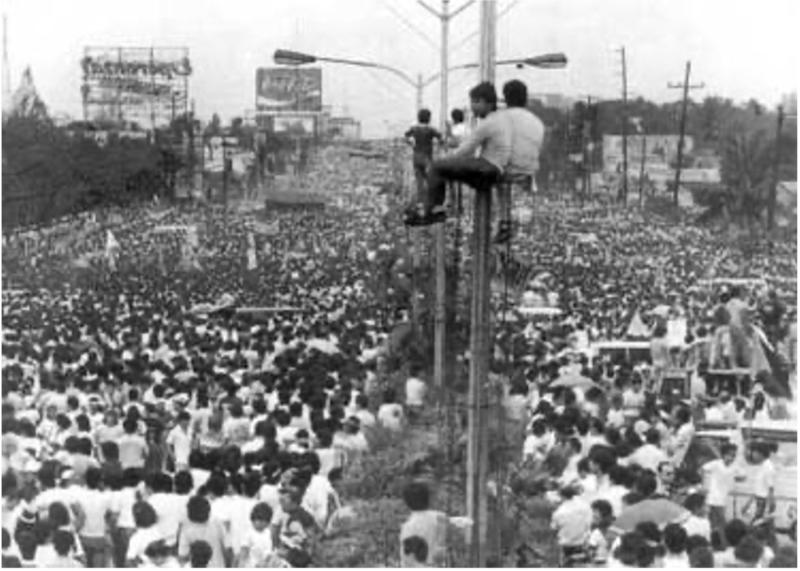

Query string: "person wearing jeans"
[404, 81, 510, 228]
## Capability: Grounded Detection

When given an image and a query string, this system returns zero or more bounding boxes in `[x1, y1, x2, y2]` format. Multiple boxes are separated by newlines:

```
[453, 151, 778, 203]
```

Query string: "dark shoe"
[493, 220, 513, 244]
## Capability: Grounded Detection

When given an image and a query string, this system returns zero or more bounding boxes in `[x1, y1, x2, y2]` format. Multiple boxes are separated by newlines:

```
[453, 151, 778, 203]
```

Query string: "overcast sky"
[3, 0, 798, 137]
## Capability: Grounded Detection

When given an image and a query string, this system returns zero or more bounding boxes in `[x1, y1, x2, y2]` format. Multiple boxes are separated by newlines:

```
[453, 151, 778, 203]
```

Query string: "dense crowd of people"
[2, 99, 797, 568]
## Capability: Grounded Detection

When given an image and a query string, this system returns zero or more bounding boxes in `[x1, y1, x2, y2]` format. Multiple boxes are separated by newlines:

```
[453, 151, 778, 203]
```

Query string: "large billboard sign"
[81, 47, 191, 129]
[256, 68, 322, 112]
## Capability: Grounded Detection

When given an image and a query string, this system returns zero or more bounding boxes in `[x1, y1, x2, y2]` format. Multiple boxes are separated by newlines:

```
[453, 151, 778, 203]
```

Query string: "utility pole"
[467, 0, 494, 565]
[618, 46, 628, 204]
[638, 129, 647, 205]
[767, 105, 785, 231]
[668, 61, 704, 206]
[583, 96, 593, 198]
[417, 0, 474, 392]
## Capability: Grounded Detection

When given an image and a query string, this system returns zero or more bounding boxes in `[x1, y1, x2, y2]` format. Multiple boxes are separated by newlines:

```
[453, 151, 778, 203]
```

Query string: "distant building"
[782, 92, 797, 116]
[327, 116, 361, 140]
[603, 134, 694, 173]
[530, 93, 574, 110]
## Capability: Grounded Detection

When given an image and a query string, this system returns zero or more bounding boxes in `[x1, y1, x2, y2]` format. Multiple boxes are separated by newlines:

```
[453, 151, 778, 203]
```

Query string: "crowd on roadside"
[2, 121, 797, 569]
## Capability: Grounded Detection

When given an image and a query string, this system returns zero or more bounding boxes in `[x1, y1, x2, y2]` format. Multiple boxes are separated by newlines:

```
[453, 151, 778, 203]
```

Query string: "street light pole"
[467, 1, 494, 566]
[434, 0, 449, 395]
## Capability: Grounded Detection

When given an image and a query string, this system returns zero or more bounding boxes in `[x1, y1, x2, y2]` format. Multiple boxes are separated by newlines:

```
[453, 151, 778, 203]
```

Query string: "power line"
[450, 0, 522, 57]
[378, 0, 438, 50]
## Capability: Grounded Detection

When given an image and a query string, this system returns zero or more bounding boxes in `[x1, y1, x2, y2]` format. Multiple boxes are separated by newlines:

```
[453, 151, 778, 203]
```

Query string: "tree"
[719, 129, 773, 229]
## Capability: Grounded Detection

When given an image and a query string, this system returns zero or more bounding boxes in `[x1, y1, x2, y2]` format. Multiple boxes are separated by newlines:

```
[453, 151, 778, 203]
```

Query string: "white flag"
[105, 230, 120, 254]
[247, 232, 257, 270]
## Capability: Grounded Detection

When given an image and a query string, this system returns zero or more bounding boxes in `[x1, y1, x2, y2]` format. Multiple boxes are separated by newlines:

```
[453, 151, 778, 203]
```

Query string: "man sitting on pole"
[403, 81, 510, 227]
[494, 79, 545, 243]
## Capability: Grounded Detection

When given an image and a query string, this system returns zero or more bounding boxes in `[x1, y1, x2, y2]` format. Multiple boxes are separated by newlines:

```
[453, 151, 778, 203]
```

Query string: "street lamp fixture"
[273, 49, 417, 88]
[517, 53, 568, 69]
[273, 48, 567, 109]
[273, 49, 316, 66]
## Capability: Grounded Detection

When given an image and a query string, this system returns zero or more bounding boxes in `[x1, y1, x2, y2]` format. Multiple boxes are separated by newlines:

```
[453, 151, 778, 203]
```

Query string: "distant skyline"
[2, 0, 798, 137]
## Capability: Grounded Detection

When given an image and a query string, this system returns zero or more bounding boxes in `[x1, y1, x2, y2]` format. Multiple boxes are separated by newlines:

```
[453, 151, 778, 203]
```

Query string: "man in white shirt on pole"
[492, 79, 545, 244]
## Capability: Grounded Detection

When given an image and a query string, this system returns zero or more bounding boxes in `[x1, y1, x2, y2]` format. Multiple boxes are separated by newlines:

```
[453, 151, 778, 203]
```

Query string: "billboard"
[81, 47, 191, 128]
[273, 115, 316, 136]
[256, 68, 322, 112]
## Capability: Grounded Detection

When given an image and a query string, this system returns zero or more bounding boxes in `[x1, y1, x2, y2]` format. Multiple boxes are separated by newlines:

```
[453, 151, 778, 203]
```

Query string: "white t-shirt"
[354, 409, 376, 429]
[400, 510, 448, 567]
[377, 404, 404, 431]
[586, 527, 610, 564]
[315, 447, 345, 478]
[551, 497, 592, 547]
[624, 443, 668, 473]
[751, 458, 775, 498]
[148, 493, 187, 546]
[258, 484, 282, 516]
[662, 553, 690, 568]
[165, 426, 193, 467]
[213, 495, 258, 552]
[681, 514, 711, 540]
[112, 487, 138, 529]
[126, 526, 165, 565]
[302, 474, 334, 529]
[405, 377, 427, 407]
[241, 527, 274, 567]
[522, 432, 554, 461]
[702, 459, 740, 507]
[75, 488, 114, 538]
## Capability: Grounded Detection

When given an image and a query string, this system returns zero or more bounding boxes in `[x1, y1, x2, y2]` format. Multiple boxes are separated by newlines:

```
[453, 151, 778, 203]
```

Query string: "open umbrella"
[550, 373, 596, 390]
[612, 498, 689, 533]
[307, 338, 339, 354]
[649, 305, 671, 318]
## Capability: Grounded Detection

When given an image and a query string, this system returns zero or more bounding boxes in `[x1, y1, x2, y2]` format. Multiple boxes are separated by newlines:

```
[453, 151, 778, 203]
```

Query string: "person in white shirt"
[669, 407, 695, 467]
[377, 390, 405, 432]
[399, 482, 450, 567]
[551, 485, 592, 563]
[165, 412, 193, 472]
[405, 371, 427, 420]
[74, 467, 115, 567]
[492, 80, 545, 244]
[352, 395, 376, 430]
[447, 108, 468, 148]
[586, 499, 614, 566]
[332, 417, 369, 466]
[701, 443, 743, 545]
[209, 472, 260, 559]
[748, 441, 776, 521]
[621, 377, 646, 420]
[624, 428, 668, 473]
[522, 419, 554, 465]
[146, 473, 186, 549]
[237, 502, 274, 567]
[125, 501, 164, 568]
[681, 493, 711, 541]
[606, 393, 626, 430]
[300, 454, 336, 530]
